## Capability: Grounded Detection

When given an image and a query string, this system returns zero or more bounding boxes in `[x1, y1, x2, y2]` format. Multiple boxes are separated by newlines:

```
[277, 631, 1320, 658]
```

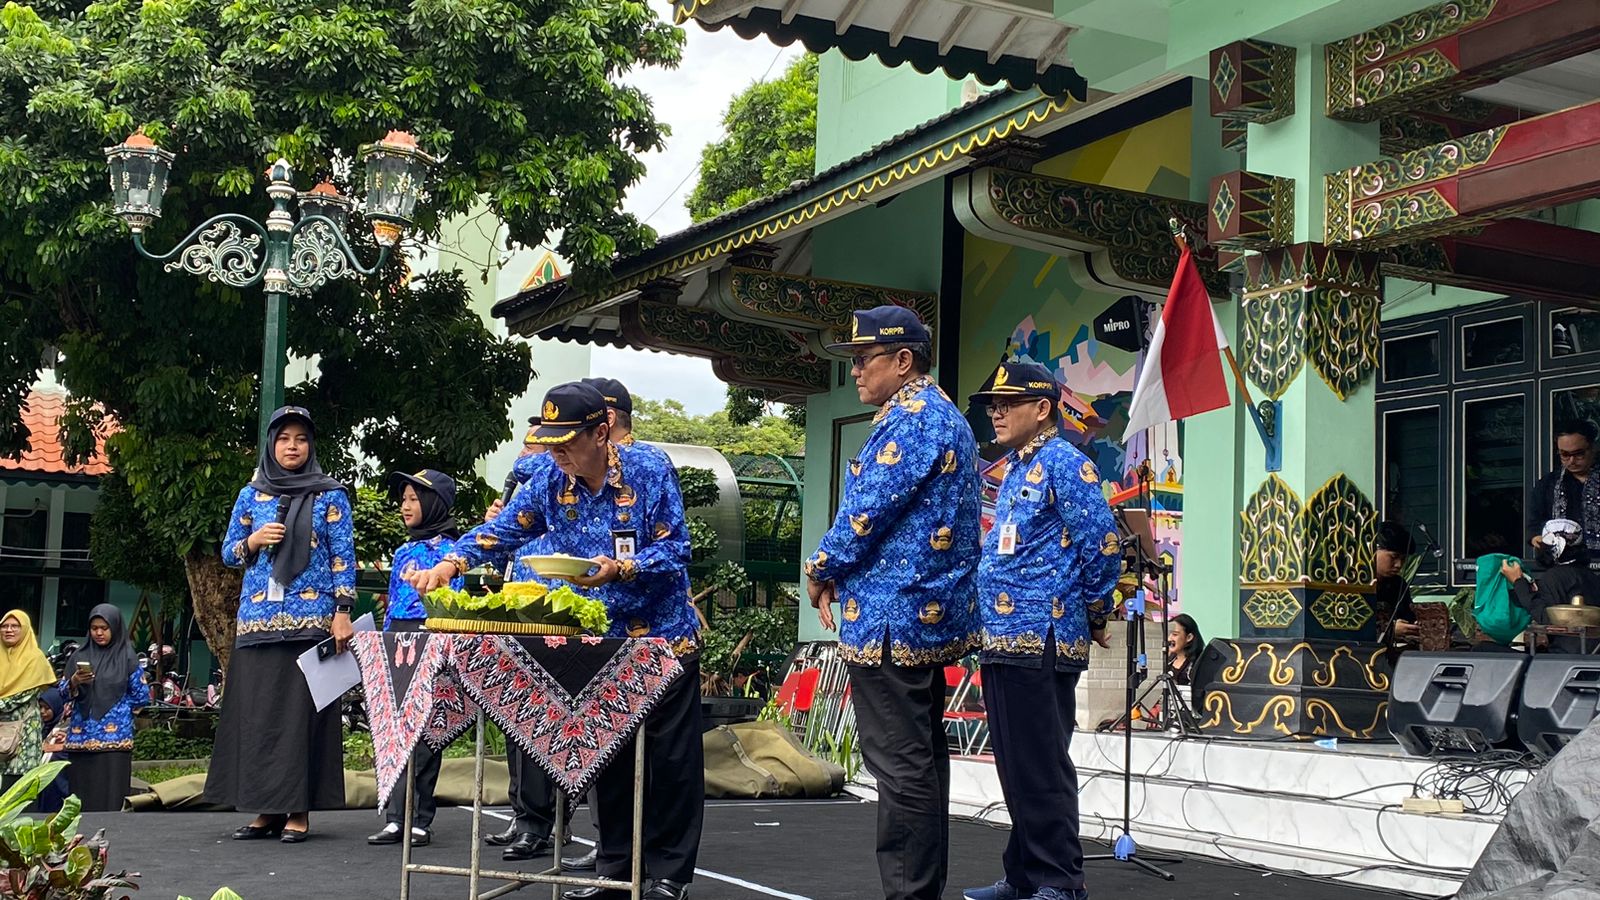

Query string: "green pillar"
[1198, 42, 1392, 740]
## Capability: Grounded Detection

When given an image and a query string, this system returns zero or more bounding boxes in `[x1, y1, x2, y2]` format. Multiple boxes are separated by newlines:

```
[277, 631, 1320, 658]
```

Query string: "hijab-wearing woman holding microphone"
[205, 406, 354, 842]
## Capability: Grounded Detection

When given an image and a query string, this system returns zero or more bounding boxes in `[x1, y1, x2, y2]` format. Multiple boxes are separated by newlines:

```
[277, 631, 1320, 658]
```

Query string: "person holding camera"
[61, 604, 148, 811]
[206, 406, 353, 842]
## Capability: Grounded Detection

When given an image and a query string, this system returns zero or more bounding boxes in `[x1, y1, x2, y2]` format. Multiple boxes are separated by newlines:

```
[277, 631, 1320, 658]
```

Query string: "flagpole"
[1166, 218, 1280, 470]
[1168, 219, 1257, 410]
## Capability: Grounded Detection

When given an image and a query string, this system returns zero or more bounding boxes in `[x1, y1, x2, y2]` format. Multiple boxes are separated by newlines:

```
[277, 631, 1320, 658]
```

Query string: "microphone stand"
[1084, 469, 1177, 881]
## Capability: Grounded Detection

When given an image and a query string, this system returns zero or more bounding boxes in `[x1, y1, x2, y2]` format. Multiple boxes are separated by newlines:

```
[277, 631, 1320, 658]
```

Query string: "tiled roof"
[0, 390, 112, 477]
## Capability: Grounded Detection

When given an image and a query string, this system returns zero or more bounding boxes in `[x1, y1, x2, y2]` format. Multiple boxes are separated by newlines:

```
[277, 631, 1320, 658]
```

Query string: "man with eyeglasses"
[804, 306, 979, 900]
[960, 361, 1118, 900]
[1528, 420, 1600, 571]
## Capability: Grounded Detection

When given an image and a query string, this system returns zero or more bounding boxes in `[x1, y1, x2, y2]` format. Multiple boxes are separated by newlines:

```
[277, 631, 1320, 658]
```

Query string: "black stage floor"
[85, 799, 1398, 900]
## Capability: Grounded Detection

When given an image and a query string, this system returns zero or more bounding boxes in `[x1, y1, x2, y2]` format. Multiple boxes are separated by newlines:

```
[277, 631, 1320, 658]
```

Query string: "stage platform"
[866, 731, 1525, 898]
[87, 798, 1395, 900]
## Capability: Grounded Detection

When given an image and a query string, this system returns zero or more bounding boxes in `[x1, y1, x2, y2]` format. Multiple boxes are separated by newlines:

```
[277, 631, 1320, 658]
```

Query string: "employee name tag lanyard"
[997, 485, 1044, 556]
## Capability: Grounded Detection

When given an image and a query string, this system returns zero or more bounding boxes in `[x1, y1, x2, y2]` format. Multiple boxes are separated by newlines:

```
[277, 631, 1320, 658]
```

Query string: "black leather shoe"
[643, 880, 689, 900]
[486, 824, 520, 846]
[279, 828, 309, 844]
[561, 888, 628, 900]
[232, 817, 285, 840]
[561, 848, 598, 870]
[502, 833, 552, 861]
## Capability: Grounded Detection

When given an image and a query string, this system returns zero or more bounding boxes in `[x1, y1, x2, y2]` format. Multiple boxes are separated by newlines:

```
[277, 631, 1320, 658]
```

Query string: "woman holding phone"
[205, 406, 353, 842]
[61, 604, 148, 811]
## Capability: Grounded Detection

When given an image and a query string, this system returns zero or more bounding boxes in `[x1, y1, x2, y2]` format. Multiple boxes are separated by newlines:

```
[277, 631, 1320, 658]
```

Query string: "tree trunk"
[183, 549, 241, 678]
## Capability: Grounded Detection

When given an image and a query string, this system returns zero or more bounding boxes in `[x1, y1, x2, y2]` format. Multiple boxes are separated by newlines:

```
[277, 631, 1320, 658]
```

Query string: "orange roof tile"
[0, 390, 112, 477]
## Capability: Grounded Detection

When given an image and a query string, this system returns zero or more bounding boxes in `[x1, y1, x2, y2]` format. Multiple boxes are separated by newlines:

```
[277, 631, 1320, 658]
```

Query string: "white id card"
[997, 522, 1018, 556]
[612, 529, 638, 561]
[267, 579, 286, 603]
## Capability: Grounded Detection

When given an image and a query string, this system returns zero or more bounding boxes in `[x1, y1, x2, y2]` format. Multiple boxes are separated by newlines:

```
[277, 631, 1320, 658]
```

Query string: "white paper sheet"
[296, 613, 376, 711]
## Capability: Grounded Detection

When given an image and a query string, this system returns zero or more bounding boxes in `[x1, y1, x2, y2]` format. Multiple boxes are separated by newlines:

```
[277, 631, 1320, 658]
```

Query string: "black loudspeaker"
[1517, 655, 1600, 760]
[1388, 652, 1527, 756]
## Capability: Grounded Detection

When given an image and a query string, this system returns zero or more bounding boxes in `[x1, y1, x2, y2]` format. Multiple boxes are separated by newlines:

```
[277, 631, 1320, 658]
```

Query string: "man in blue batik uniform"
[410, 382, 701, 900]
[961, 361, 1119, 900]
[804, 307, 980, 900]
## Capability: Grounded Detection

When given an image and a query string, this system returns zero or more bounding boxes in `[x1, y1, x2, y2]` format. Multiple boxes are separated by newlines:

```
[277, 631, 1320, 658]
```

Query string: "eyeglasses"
[850, 350, 896, 371]
[1559, 447, 1592, 460]
[988, 398, 1047, 418]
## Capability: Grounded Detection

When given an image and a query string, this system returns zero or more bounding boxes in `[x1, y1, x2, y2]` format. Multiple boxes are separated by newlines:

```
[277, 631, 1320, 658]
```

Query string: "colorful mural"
[959, 108, 1192, 614]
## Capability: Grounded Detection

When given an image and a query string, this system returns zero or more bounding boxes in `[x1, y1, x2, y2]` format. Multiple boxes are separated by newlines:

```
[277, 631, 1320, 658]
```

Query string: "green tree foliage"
[0, 0, 683, 667]
[631, 397, 802, 457]
[685, 54, 817, 222]
[727, 386, 805, 430]
[352, 485, 410, 563]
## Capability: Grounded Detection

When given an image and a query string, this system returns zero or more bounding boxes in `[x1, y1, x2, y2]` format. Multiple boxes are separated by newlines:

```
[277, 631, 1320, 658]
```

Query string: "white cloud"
[582, 9, 803, 415]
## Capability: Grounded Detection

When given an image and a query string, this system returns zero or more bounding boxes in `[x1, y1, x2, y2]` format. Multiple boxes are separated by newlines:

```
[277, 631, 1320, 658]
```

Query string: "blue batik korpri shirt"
[978, 427, 1120, 671]
[386, 535, 463, 626]
[444, 442, 698, 656]
[60, 666, 150, 752]
[222, 487, 357, 646]
[804, 375, 981, 667]
[503, 452, 556, 585]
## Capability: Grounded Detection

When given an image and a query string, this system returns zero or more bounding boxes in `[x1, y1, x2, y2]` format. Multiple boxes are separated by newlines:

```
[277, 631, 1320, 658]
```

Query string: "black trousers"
[383, 743, 443, 829]
[595, 656, 704, 884]
[505, 743, 560, 837]
[847, 661, 951, 900]
[984, 637, 1084, 893]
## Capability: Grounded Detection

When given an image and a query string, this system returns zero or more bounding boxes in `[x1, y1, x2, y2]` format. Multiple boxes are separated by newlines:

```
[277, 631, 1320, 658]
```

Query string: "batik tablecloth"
[350, 632, 682, 808]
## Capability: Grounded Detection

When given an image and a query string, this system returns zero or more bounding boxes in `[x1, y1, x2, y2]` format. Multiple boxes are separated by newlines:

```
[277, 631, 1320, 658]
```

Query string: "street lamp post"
[104, 130, 436, 445]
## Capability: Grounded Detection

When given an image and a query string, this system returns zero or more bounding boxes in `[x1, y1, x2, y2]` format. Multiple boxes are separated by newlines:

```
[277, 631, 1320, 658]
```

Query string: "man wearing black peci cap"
[803, 307, 980, 900]
[408, 382, 701, 900]
[961, 362, 1119, 900]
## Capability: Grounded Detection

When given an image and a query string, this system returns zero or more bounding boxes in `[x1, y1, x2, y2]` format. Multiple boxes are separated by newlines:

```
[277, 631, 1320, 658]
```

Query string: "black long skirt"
[65, 750, 132, 812]
[204, 640, 345, 814]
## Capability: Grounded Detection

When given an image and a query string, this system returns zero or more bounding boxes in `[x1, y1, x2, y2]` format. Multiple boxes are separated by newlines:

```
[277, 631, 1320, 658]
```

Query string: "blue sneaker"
[963, 880, 1024, 900]
[1032, 887, 1088, 900]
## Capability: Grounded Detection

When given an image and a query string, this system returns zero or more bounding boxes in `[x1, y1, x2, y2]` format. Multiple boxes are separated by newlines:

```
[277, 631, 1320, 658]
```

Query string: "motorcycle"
[47, 640, 80, 678]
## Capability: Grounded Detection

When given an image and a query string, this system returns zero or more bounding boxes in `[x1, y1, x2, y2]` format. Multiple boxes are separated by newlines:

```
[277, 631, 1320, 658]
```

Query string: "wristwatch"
[335, 603, 355, 616]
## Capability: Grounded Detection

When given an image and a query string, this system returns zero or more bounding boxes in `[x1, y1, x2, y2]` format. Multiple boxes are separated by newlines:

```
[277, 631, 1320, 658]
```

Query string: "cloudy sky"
[588, 9, 803, 415]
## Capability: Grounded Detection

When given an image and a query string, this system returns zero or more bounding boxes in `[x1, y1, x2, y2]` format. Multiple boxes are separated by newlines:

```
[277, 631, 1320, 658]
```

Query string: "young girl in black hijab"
[61, 604, 149, 811]
[206, 406, 353, 842]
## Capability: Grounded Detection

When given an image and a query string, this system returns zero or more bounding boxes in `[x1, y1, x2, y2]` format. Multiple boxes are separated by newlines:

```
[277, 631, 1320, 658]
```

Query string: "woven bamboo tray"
[423, 617, 583, 636]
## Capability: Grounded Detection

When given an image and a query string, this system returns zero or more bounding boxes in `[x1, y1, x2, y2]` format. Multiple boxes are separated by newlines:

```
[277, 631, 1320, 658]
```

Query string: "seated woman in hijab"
[205, 406, 353, 843]
[1501, 519, 1600, 654]
[61, 604, 149, 811]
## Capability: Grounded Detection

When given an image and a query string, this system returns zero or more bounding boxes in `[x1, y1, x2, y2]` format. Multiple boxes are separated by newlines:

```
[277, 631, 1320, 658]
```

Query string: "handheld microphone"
[269, 496, 290, 557]
[501, 470, 520, 507]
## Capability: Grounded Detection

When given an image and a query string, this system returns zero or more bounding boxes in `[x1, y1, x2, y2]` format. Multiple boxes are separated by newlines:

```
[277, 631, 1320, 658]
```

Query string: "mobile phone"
[315, 638, 338, 661]
[75, 661, 92, 674]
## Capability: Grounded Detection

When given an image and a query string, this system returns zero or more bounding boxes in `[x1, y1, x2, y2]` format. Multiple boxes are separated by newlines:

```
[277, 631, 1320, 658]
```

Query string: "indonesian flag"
[1122, 245, 1230, 438]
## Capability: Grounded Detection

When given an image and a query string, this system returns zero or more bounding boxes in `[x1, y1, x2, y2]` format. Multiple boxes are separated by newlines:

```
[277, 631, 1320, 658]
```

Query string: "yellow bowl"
[521, 554, 595, 579]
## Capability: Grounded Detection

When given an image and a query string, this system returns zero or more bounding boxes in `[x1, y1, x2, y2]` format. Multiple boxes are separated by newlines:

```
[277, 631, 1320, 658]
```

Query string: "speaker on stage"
[1388, 652, 1527, 756]
[1517, 655, 1600, 760]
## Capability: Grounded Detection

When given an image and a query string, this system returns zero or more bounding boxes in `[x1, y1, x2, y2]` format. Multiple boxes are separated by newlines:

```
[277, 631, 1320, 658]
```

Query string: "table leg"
[471, 709, 486, 899]
[551, 789, 565, 900]
[632, 729, 645, 900]
[401, 759, 417, 900]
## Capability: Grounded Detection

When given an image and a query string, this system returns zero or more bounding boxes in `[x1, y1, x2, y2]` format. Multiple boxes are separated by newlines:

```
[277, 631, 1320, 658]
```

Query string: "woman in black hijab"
[61, 604, 149, 811]
[206, 407, 354, 842]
